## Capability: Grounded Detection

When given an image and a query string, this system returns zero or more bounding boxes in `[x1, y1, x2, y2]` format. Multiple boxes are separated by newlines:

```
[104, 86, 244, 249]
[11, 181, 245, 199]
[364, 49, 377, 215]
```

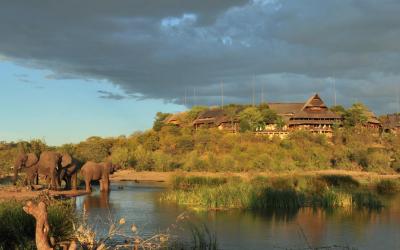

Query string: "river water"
[75, 181, 400, 250]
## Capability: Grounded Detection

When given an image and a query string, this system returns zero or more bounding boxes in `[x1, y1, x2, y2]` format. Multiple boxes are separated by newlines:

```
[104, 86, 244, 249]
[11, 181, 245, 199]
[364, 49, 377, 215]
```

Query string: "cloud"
[0, 0, 400, 113]
[97, 90, 127, 100]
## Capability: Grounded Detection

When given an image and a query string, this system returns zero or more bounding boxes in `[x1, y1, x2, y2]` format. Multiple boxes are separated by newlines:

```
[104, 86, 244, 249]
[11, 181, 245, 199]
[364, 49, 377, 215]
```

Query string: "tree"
[153, 112, 170, 132]
[238, 107, 263, 132]
[224, 106, 239, 132]
[259, 106, 278, 124]
[343, 103, 368, 127]
[75, 137, 113, 162]
[186, 106, 208, 122]
[110, 147, 135, 168]
[330, 105, 346, 116]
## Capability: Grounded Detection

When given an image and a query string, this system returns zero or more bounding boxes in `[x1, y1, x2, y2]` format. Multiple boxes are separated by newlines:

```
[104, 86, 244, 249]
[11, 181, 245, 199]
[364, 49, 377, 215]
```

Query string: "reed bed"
[161, 175, 385, 211]
[376, 179, 400, 195]
[171, 176, 228, 191]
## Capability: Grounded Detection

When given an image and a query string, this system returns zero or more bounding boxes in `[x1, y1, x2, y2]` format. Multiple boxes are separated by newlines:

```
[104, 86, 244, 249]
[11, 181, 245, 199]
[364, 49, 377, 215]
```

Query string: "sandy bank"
[109, 169, 400, 184]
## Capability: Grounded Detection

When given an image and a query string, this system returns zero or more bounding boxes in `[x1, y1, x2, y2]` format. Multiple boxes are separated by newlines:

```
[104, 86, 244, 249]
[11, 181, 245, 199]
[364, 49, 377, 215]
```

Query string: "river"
[74, 181, 400, 250]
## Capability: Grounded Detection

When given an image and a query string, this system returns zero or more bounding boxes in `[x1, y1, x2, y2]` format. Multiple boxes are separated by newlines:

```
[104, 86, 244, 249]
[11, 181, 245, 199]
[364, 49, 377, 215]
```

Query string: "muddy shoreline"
[1, 169, 399, 201]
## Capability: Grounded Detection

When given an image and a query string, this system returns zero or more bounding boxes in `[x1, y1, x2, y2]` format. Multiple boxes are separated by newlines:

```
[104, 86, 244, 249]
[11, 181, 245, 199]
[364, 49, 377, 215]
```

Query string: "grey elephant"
[58, 153, 82, 190]
[13, 152, 39, 186]
[80, 161, 117, 192]
[35, 151, 78, 190]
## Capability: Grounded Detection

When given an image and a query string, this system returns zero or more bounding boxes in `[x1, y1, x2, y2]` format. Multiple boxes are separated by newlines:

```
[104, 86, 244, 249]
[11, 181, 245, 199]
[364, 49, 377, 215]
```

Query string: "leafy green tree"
[137, 131, 160, 151]
[153, 112, 171, 132]
[58, 143, 76, 156]
[330, 105, 346, 116]
[238, 107, 263, 132]
[343, 103, 368, 127]
[29, 139, 49, 156]
[110, 147, 135, 169]
[259, 105, 278, 124]
[75, 137, 113, 162]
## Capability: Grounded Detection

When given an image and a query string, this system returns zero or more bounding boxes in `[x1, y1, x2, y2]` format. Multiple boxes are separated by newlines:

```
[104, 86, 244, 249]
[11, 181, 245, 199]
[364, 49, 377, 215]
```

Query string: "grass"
[184, 223, 218, 250]
[250, 188, 305, 210]
[171, 175, 228, 191]
[0, 199, 76, 249]
[376, 179, 399, 195]
[162, 175, 387, 211]
[320, 175, 360, 189]
[163, 182, 252, 210]
[352, 192, 383, 209]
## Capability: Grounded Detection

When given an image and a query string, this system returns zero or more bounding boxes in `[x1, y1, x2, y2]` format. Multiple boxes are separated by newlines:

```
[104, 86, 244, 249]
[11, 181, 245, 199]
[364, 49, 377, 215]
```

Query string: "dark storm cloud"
[1, 0, 400, 113]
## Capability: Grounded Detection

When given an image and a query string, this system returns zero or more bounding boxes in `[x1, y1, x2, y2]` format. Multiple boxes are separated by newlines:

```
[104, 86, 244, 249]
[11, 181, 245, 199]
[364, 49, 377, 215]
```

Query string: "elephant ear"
[61, 153, 73, 168]
[25, 154, 39, 167]
[14, 153, 27, 169]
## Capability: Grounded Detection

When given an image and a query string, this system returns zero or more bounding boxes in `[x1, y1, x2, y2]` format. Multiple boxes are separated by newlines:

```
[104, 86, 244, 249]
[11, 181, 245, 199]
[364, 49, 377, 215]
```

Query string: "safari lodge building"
[263, 94, 342, 136]
[190, 94, 343, 136]
[192, 109, 239, 132]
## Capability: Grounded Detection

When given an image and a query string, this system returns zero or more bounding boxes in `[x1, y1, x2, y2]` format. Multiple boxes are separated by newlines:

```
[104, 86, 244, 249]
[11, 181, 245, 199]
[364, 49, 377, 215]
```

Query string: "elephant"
[13, 152, 39, 186]
[35, 151, 79, 190]
[58, 153, 82, 190]
[80, 161, 117, 193]
[35, 151, 63, 190]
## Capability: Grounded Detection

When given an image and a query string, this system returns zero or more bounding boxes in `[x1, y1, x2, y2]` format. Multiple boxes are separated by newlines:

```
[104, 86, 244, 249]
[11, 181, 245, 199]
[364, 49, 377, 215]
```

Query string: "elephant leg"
[64, 177, 70, 190]
[71, 173, 78, 190]
[26, 172, 32, 186]
[100, 179, 104, 192]
[100, 178, 110, 192]
[85, 179, 91, 193]
[50, 169, 58, 190]
[35, 172, 39, 185]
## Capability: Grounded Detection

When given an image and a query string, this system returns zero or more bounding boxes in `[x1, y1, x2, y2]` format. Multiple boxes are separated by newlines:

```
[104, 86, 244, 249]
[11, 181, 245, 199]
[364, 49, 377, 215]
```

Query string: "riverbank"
[0, 184, 88, 201]
[1, 169, 398, 201]
[110, 169, 400, 184]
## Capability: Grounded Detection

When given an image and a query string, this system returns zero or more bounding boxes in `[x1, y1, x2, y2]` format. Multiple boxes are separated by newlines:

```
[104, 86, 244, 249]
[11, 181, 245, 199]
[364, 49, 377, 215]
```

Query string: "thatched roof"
[364, 110, 381, 124]
[292, 111, 342, 119]
[193, 109, 237, 126]
[268, 103, 304, 115]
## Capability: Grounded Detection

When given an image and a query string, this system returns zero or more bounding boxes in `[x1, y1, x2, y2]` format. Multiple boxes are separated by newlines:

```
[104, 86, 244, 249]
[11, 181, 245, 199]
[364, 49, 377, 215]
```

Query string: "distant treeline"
[0, 104, 399, 174]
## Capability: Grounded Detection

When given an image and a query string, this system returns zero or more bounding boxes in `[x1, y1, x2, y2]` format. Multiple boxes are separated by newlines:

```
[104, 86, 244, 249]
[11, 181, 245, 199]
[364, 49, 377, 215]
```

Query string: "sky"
[1, 0, 400, 145]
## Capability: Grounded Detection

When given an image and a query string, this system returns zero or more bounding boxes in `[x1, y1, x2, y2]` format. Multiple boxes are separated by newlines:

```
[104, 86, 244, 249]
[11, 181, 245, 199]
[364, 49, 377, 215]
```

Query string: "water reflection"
[75, 182, 400, 250]
[82, 191, 111, 213]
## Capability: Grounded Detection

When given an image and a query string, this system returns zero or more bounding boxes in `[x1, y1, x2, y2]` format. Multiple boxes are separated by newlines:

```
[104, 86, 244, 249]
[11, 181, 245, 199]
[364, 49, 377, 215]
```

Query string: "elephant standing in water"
[80, 161, 117, 192]
[13, 153, 39, 186]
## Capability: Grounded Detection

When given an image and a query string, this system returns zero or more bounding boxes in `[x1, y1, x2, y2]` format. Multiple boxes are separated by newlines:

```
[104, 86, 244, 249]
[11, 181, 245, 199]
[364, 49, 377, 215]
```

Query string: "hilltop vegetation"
[0, 103, 399, 175]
